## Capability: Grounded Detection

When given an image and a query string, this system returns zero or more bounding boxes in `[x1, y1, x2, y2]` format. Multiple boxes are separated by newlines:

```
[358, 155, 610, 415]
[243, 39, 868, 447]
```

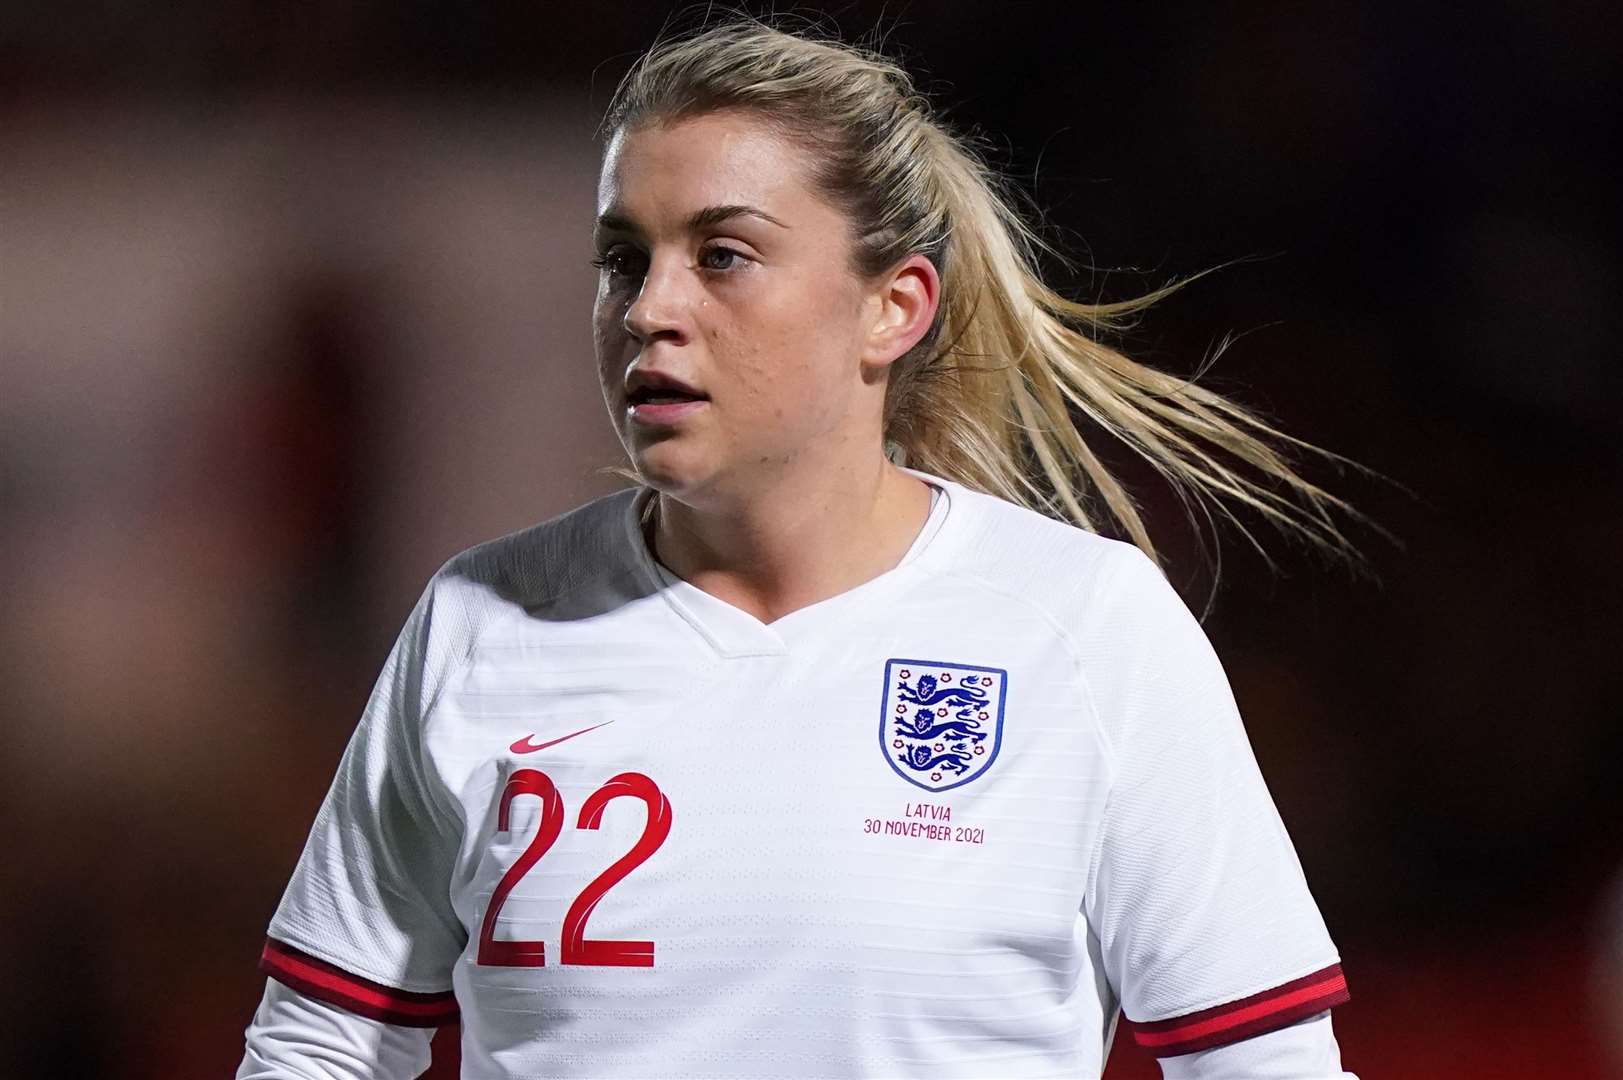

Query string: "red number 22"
[477, 770, 671, 968]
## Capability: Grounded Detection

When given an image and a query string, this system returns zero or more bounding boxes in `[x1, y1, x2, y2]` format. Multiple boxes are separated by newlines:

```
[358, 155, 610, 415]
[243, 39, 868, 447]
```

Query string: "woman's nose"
[623, 260, 686, 344]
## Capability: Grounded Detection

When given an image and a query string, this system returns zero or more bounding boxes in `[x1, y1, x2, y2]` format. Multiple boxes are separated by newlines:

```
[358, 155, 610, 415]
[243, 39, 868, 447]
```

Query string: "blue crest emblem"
[879, 658, 1007, 792]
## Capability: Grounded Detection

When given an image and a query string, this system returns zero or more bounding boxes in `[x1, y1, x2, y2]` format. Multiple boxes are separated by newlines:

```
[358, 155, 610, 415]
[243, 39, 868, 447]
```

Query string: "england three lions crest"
[880, 659, 1007, 793]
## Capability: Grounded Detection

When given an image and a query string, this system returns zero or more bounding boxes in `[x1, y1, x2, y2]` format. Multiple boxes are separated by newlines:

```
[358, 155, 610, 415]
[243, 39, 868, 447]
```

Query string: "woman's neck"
[648, 456, 933, 624]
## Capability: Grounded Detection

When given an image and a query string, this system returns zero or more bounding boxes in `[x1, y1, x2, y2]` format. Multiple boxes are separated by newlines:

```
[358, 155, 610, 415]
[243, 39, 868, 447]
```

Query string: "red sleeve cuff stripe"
[259, 938, 459, 1028]
[1128, 962, 1349, 1057]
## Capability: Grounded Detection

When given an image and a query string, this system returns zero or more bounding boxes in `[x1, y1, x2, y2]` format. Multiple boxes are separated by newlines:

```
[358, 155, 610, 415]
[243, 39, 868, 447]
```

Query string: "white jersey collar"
[622, 467, 957, 658]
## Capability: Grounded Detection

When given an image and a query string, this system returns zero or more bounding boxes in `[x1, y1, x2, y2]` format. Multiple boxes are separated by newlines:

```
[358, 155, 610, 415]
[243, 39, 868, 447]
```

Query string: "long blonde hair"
[602, 15, 1401, 600]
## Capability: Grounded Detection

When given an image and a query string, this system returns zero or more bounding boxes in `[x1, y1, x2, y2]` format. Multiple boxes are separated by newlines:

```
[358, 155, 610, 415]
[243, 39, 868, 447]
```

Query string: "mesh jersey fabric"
[256, 468, 1349, 1077]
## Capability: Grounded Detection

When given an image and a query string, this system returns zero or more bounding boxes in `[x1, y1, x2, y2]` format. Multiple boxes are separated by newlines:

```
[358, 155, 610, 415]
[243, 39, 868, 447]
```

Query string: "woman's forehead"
[596, 112, 817, 223]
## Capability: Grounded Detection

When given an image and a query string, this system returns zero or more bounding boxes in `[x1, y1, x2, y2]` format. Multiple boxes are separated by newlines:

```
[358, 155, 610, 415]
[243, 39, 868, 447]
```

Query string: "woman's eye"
[592, 249, 646, 279]
[592, 246, 744, 277]
[698, 246, 745, 271]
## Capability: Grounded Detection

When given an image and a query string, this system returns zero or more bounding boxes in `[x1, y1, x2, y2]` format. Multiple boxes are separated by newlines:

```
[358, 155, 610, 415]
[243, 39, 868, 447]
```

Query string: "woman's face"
[592, 110, 888, 505]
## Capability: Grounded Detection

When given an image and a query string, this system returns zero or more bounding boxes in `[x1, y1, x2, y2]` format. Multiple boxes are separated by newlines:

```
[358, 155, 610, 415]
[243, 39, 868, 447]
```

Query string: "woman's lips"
[629, 399, 708, 425]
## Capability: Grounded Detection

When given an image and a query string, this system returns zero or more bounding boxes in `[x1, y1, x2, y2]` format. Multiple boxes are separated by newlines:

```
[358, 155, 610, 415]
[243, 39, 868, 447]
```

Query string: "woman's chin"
[629, 445, 711, 496]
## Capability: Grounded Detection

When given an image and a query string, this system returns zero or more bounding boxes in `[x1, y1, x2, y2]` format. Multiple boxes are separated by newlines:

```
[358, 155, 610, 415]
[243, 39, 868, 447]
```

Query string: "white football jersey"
[258, 468, 1349, 1078]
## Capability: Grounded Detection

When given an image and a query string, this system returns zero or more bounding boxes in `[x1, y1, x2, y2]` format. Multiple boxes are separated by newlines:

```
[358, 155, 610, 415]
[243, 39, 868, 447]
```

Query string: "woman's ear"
[861, 254, 941, 370]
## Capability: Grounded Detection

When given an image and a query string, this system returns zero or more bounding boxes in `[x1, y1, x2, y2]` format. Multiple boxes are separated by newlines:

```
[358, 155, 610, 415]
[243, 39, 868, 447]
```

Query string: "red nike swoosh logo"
[509, 721, 615, 754]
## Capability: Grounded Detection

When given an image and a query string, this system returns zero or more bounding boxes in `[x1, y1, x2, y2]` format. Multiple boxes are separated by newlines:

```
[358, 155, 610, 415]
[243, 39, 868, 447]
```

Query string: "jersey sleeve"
[1079, 544, 1351, 1059]
[237, 977, 434, 1079]
[258, 579, 467, 1027]
[1160, 1010, 1358, 1079]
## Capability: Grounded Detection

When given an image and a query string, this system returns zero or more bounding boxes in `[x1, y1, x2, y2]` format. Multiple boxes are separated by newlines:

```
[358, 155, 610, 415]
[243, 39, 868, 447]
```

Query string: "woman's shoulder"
[372, 489, 649, 704]
[429, 486, 643, 611]
[929, 477, 1154, 608]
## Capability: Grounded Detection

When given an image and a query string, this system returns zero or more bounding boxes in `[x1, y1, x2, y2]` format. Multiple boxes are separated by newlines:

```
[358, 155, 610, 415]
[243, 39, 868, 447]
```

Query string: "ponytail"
[605, 15, 1402, 595]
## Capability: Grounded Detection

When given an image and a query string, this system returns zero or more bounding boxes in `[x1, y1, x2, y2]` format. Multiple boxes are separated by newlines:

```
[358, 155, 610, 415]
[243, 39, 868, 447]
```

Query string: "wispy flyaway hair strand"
[602, 14, 1402, 601]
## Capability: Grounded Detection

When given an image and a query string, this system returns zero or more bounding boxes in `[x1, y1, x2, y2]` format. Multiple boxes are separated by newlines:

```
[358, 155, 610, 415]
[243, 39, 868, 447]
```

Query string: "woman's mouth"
[627, 392, 708, 426]
[625, 373, 709, 426]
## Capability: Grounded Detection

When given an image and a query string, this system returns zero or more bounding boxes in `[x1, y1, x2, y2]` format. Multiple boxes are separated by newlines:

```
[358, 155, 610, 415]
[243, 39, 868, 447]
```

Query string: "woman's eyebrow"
[595, 203, 790, 238]
[685, 204, 790, 230]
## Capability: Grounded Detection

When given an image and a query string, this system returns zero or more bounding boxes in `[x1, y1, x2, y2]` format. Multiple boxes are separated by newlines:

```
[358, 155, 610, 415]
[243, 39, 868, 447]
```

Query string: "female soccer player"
[241, 18, 1372, 1079]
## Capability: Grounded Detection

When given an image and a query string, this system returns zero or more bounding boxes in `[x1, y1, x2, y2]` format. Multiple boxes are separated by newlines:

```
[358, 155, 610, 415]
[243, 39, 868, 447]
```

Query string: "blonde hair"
[603, 15, 1402, 599]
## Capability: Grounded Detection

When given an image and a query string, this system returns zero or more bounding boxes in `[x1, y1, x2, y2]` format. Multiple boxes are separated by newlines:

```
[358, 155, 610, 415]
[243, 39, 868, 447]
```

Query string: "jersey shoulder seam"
[917, 556, 1124, 774]
[417, 492, 638, 725]
[421, 558, 642, 728]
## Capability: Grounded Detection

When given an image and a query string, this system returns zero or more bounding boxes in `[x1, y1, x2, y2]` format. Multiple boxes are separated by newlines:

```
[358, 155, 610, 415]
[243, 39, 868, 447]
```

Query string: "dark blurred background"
[2, 2, 1619, 1077]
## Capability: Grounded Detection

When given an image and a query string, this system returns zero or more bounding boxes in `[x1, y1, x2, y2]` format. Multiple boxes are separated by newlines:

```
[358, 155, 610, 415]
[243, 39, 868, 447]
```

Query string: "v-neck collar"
[622, 468, 957, 658]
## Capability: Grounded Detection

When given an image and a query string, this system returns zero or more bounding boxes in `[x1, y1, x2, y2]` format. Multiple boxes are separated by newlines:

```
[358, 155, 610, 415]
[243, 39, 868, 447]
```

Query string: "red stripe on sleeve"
[259, 938, 460, 1028]
[1127, 962, 1350, 1057]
